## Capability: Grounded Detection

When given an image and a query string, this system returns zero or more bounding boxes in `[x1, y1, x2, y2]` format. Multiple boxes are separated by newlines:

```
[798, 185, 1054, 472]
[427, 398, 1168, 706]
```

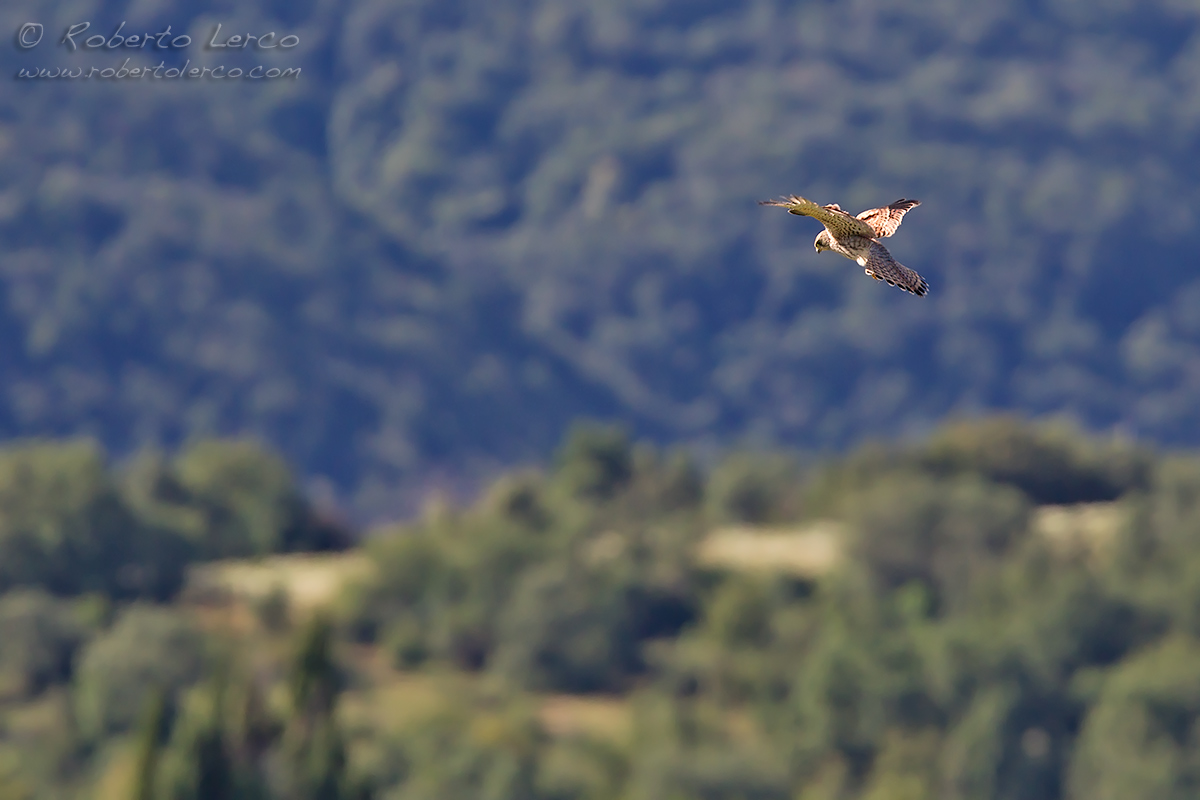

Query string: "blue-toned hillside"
[3, 0, 1199, 512]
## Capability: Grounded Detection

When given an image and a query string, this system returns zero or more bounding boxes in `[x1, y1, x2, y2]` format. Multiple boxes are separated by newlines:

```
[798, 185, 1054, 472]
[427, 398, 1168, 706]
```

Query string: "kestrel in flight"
[759, 196, 929, 297]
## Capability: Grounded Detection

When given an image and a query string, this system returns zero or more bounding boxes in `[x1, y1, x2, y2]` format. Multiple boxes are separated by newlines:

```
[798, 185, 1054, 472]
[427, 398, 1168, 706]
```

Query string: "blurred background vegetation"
[0, 418, 1194, 799]
[2, 0, 1200, 516]
[3, 1, 1200, 798]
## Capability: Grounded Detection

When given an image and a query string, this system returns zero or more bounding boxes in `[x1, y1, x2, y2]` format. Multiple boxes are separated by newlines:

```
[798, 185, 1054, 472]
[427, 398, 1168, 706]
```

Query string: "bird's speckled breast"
[830, 235, 873, 262]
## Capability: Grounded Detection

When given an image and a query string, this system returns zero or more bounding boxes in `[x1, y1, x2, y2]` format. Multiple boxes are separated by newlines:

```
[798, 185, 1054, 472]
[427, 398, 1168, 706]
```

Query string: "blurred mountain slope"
[3, 0, 1200, 512]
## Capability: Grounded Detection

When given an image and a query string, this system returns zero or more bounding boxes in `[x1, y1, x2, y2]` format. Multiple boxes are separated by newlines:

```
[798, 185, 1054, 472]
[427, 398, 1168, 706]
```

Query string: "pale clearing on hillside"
[187, 552, 374, 612]
[696, 522, 845, 577]
[186, 503, 1124, 612]
[697, 503, 1124, 577]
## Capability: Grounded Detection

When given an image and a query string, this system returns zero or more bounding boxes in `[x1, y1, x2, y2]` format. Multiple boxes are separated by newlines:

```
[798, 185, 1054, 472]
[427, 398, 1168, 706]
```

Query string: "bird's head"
[814, 230, 832, 253]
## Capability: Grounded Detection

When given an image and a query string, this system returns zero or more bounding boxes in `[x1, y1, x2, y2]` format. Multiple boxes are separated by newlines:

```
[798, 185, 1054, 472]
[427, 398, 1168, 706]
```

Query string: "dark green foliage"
[0, 590, 87, 699]
[0, 434, 373, 796]
[0, 441, 193, 600]
[132, 688, 171, 800]
[290, 615, 342, 720]
[704, 577, 778, 649]
[555, 425, 635, 502]
[847, 474, 1031, 611]
[706, 453, 804, 525]
[174, 441, 348, 556]
[125, 440, 350, 561]
[1068, 637, 1200, 800]
[805, 418, 1155, 514]
[160, 673, 281, 800]
[10, 418, 1200, 799]
[253, 584, 292, 634]
[383, 614, 428, 669]
[484, 473, 554, 531]
[341, 507, 547, 670]
[383, 696, 543, 800]
[919, 418, 1153, 505]
[494, 560, 642, 693]
[0, 437, 349, 603]
[73, 605, 208, 739]
[341, 433, 703, 691]
[153, 626, 362, 800]
[281, 616, 365, 800]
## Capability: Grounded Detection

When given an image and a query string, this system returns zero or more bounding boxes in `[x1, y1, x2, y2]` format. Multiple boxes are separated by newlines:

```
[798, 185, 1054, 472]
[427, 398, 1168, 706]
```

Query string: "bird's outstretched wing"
[856, 199, 920, 238]
[759, 195, 876, 239]
[861, 241, 929, 297]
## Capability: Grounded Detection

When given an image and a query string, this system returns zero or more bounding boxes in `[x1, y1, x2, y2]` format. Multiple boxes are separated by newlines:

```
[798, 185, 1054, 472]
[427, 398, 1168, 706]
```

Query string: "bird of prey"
[759, 195, 929, 297]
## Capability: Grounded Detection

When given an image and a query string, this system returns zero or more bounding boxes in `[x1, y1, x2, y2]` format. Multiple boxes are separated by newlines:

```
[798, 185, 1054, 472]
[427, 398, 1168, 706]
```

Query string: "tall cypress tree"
[283, 614, 369, 800]
[193, 675, 234, 800]
[131, 687, 170, 800]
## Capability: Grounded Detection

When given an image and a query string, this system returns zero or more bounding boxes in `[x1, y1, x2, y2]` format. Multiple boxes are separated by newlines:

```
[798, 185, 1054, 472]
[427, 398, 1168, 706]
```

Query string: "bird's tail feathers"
[889, 264, 929, 297]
